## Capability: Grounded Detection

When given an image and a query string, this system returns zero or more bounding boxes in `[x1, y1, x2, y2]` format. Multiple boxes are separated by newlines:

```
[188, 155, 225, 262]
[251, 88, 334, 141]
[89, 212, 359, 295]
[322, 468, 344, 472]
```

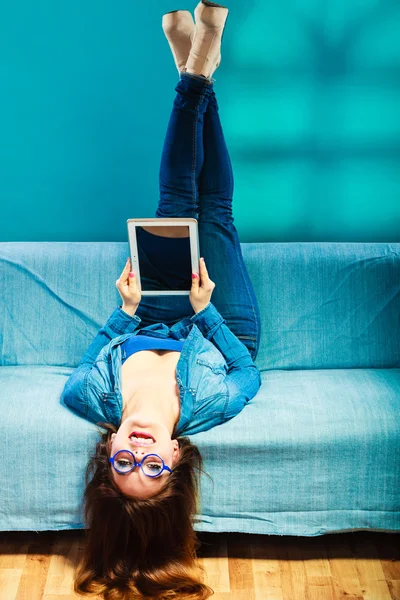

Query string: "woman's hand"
[189, 257, 216, 314]
[116, 258, 141, 315]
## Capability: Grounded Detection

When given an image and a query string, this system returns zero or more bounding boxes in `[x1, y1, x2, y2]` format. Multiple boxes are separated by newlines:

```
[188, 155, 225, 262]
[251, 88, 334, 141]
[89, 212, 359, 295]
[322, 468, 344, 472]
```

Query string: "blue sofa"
[1, 241, 399, 535]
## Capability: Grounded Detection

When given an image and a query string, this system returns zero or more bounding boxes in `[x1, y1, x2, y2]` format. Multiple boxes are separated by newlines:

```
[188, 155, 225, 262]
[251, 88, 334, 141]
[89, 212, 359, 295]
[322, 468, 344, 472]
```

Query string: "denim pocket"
[196, 357, 227, 375]
[87, 383, 114, 404]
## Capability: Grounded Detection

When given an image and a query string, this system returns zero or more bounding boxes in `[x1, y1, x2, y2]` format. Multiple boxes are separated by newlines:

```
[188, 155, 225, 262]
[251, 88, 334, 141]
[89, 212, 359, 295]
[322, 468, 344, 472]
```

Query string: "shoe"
[185, 0, 229, 80]
[162, 10, 196, 74]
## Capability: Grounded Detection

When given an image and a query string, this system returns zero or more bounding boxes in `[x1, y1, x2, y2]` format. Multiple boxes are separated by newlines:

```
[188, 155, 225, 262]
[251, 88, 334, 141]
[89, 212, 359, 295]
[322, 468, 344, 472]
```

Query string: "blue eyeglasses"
[109, 450, 173, 478]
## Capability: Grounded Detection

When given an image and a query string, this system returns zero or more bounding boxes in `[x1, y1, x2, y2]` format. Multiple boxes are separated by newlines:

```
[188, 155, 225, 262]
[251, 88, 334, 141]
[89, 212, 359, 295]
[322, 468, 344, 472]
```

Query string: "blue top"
[120, 334, 185, 364]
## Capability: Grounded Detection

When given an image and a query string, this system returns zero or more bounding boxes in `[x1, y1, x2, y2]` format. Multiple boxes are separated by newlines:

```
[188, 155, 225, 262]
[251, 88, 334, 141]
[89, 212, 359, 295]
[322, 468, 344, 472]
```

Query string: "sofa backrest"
[0, 242, 399, 371]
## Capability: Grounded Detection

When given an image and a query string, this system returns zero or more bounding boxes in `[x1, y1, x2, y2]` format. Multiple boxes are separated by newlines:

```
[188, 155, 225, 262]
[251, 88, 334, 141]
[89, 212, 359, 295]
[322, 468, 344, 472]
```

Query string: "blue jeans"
[134, 72, 261, 361]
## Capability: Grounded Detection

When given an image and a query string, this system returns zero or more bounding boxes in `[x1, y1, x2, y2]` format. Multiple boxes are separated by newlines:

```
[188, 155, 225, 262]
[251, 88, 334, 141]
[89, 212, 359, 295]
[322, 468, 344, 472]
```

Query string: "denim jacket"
[61, 302, 262, 437]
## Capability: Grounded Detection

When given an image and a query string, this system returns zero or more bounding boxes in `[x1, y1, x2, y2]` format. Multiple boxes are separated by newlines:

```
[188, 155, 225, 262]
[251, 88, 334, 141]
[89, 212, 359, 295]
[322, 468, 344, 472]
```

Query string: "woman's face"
[110, 416, 180, 499]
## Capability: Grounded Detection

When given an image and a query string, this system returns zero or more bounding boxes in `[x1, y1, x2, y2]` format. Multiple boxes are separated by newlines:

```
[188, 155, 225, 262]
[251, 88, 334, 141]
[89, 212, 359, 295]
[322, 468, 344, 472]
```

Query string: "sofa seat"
[1, 364, 399, 535]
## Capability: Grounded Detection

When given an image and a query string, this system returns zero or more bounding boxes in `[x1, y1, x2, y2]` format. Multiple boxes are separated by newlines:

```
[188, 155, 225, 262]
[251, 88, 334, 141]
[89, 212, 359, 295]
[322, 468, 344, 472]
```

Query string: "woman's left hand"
[116, 258, 141, 312]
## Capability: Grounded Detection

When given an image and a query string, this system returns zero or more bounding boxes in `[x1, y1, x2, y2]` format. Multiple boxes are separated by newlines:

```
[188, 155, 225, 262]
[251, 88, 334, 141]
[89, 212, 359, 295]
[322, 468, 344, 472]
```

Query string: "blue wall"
[1, 1, 399, 242]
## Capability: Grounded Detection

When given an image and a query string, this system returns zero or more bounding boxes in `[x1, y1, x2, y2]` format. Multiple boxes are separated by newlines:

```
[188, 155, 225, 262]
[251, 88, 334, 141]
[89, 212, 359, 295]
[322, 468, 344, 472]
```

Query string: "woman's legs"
[136, 72, 260, 360]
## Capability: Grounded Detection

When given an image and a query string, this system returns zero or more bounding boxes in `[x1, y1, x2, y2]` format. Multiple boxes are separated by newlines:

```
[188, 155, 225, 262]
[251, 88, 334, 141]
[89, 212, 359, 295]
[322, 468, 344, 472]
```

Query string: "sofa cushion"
[1, 365, 399, 534]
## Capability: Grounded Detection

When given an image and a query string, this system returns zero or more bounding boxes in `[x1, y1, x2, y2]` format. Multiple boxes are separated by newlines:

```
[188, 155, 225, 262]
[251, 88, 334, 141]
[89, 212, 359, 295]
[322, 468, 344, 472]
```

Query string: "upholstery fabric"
[0, 241, 399, 534]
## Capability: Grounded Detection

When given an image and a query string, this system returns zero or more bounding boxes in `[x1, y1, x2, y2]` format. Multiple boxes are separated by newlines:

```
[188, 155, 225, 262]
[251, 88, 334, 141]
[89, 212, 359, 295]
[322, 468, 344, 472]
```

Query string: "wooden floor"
[0, 530, 399, 600]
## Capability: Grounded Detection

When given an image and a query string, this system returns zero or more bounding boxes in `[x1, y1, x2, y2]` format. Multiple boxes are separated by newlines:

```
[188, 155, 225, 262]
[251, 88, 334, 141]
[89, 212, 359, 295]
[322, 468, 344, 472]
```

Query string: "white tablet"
[126, 218, 200, 296]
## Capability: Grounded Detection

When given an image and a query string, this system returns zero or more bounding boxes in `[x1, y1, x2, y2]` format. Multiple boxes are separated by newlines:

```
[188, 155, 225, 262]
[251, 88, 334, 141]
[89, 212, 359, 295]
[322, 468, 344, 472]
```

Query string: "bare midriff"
[121, 349, 182, 422]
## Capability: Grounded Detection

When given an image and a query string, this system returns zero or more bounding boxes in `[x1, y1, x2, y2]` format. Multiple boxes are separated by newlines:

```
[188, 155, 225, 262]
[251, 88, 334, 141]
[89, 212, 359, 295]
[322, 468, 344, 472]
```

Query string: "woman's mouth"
[129, 431, 156, 445]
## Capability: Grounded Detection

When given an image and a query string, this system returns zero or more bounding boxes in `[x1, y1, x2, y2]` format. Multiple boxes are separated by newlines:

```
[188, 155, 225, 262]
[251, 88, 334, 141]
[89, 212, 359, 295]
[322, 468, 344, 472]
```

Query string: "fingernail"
[129, 272, 135, 278]
[201, 257, 205, 262]
[192, 273, 198, 278]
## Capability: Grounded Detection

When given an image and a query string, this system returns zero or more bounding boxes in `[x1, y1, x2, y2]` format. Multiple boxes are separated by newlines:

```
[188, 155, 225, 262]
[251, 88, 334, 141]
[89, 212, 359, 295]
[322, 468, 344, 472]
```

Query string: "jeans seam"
[192, 86, 209, 212]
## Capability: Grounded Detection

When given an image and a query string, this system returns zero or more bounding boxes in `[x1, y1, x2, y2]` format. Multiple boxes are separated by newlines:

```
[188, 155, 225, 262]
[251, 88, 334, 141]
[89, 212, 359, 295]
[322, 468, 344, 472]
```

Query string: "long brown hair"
[74, 422, 214, 600]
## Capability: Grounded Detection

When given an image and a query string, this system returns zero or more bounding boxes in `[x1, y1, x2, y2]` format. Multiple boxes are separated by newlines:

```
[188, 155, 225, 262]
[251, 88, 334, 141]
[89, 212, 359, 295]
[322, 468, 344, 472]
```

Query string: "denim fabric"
[61, 302, 262, 437]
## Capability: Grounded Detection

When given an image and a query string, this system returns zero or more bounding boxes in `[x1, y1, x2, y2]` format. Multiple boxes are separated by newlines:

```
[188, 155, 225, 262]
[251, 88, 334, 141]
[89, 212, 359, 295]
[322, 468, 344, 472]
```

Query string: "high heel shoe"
[185, 0, 229, 80]
[162, 10, 196, 75]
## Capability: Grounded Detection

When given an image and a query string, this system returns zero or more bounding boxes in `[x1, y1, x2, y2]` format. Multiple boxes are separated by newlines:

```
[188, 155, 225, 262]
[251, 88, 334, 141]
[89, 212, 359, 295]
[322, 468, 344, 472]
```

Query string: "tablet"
[126, 218, 200, 296]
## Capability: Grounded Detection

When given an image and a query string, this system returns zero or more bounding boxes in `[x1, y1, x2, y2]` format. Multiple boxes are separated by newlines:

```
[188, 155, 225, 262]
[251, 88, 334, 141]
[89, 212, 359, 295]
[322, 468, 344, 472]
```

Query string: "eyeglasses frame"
[109, 449, 173, 478]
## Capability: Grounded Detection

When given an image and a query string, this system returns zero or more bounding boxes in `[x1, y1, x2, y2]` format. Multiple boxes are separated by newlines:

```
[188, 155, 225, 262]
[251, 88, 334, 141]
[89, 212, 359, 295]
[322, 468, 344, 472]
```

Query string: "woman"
[61, 2, 262, 598]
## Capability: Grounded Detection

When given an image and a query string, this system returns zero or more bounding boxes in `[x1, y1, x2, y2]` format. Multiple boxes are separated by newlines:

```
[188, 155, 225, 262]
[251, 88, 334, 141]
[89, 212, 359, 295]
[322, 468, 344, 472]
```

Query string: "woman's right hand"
[190, 257, 216, 314]
[116, 257, 142, 313]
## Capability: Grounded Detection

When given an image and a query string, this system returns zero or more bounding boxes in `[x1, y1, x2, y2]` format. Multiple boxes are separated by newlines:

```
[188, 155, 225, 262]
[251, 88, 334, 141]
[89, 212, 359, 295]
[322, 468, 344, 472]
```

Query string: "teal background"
[1, 1, 399, 242]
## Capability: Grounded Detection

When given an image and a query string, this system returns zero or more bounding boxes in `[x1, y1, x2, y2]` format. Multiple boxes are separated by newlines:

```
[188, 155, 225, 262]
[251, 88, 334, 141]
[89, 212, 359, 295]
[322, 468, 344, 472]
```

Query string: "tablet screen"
[136, 225, 192, 291]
